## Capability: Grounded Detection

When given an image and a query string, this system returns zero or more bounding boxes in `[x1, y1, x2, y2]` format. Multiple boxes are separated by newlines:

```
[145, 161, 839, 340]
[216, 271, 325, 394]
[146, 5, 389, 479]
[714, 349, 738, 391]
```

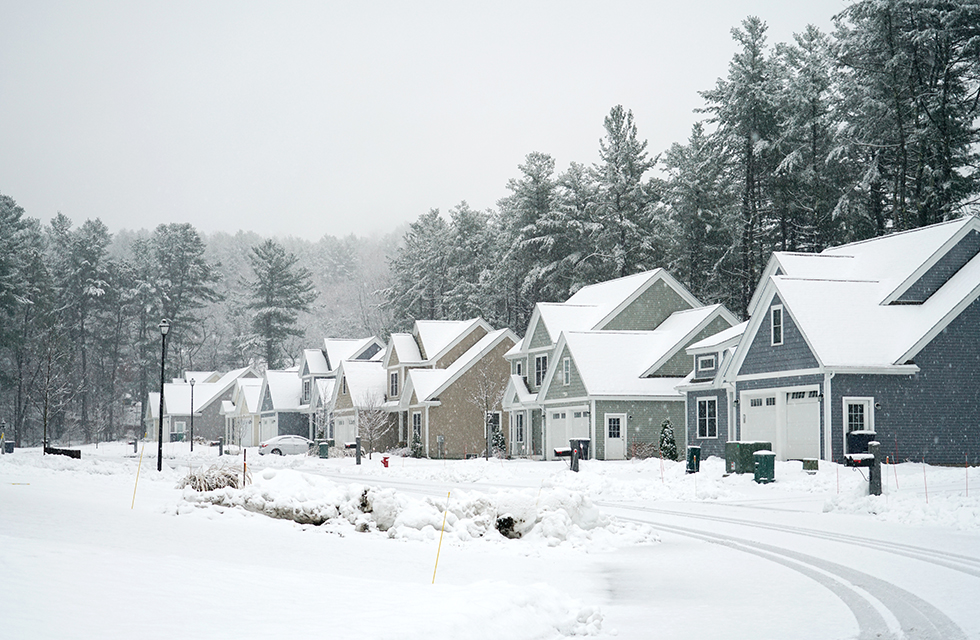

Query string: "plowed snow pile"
[175, 466, 657, 548]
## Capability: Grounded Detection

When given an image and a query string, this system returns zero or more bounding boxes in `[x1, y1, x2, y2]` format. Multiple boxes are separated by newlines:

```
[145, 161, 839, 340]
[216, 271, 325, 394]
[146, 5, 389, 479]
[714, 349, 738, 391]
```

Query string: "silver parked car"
[258, 435, 312, 456]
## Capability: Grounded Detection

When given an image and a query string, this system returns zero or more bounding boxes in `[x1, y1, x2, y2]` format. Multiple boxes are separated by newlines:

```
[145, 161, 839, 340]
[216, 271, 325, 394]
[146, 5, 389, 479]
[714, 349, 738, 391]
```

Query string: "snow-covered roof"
[161, 366, 255, 416]
[402, 328, 518, 406]
[235, 378, 263, 415]
[183, 371, 220, 383]
[220, 400, 235, 416]
[503, 374, 537, 411]
[146, 392, 160, 419]
[738, 217, 980, 372]
[323, 337, 384, 370]
[553, 331, 688, 398]
[338, 360, 387, 407]
[687, 321, 748, 354]
[301, 349, 330, 376]
[264, 370, 303, 412]
[414, 318, 488, 361]
[389, 333, 423, 364]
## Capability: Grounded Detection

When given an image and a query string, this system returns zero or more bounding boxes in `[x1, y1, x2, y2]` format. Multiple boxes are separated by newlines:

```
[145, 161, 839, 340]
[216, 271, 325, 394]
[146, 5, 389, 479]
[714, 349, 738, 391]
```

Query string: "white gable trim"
[728, 281, 826, 379]
[593, 269, 702, 330]
[428, 328, 519, 400]
[896, 278, 980, 364]
[536, 334, 571, 401]
[881, 217, 979, 304]
[640, 306, 738, 377]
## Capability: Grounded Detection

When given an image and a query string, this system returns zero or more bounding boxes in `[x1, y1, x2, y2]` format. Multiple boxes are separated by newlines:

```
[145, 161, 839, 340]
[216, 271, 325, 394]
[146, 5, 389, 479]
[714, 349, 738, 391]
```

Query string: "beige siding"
[426, 338, 515, 458]
[435, 325, 489, 368]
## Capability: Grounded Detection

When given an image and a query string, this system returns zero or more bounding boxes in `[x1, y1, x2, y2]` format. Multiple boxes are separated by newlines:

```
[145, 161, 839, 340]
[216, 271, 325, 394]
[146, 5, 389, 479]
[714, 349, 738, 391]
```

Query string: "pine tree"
[660, 418, 678, 461]
[410, 430, 423, 458]
[245, 239, 318, 369]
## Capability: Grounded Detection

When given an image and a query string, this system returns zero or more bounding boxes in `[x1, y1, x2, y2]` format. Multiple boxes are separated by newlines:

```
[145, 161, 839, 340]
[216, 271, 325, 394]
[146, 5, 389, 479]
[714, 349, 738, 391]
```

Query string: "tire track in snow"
[597, 502, 980, 579]
[617, 515, 968, 640]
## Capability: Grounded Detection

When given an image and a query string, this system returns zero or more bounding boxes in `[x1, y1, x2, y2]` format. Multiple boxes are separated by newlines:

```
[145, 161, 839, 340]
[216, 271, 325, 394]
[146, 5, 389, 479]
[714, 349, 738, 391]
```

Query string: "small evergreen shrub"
[659, 418, 677, 461]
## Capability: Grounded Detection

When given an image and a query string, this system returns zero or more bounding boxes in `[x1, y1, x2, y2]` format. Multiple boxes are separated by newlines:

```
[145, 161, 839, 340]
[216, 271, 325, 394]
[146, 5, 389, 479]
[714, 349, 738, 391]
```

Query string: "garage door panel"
[785, 393, 820, 459]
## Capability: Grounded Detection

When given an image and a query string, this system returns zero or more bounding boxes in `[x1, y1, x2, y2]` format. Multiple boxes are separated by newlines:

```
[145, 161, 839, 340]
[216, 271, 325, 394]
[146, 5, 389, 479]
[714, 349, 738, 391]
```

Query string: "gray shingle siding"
[739, 295, 819, 375]
[694, 352, 721, 379]
[897, 230, 980, 303]
[831, 295, 980, 464]
[686, 389, 729, 458]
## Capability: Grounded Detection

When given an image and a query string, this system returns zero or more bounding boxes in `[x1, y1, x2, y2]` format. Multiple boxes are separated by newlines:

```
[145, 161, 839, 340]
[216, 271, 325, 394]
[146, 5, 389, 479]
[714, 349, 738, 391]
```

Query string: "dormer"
[886, 227, 980, 305]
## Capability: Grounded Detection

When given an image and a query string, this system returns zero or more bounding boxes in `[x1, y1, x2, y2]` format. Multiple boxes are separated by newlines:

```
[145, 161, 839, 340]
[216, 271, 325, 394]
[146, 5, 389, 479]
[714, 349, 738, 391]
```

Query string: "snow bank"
[176, 467, 657, 548]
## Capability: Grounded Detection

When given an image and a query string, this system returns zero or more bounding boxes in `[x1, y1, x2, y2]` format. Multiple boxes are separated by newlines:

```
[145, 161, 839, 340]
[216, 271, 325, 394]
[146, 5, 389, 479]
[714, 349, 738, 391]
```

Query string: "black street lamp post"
[189, 378, 195, 452]
[157, 319, 171, 472]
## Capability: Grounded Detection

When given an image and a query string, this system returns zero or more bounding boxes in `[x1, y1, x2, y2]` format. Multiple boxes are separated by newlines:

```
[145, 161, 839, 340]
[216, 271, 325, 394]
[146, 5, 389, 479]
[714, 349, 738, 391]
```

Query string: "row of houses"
[147, 216, 980, 465]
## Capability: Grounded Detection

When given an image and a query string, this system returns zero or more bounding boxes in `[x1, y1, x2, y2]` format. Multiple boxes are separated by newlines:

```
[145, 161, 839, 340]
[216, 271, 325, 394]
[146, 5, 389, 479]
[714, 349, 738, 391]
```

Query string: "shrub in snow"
[410, 431, 423, 458]
[491, 427, 506, 458]
[660, 418, 677, 461]
[179, 463, 249, 491]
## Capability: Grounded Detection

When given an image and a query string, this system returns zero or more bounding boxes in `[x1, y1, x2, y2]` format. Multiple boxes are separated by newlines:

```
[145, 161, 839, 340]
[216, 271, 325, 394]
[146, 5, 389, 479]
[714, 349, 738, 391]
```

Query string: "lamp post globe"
[157, 319, 171, 472]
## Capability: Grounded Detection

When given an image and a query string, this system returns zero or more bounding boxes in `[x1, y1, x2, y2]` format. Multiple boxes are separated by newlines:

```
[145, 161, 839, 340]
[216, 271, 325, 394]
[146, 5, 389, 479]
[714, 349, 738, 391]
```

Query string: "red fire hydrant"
[381, 456, 389, 468]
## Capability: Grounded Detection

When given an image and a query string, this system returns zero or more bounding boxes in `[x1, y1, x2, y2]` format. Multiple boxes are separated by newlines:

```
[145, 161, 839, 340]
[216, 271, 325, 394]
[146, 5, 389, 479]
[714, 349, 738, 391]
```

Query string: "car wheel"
[271, 448, 282, 455]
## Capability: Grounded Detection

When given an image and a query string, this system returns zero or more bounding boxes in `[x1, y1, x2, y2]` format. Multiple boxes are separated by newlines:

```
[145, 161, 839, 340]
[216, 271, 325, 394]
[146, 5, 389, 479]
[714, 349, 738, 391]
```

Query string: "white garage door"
[784, 390, 820, 459]
[741, 394, 777, 446]
[546, 407, 589, 460]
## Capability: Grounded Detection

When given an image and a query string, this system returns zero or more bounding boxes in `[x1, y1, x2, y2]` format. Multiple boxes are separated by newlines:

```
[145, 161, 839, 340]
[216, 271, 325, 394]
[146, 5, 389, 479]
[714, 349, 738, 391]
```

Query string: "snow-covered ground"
[2, 442, 978, 639]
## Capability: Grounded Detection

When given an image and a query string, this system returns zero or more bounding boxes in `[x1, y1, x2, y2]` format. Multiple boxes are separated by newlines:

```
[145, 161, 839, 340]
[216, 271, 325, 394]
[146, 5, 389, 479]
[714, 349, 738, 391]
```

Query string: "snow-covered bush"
[179, 463, 249, 491]
[659, 418, 677, 461]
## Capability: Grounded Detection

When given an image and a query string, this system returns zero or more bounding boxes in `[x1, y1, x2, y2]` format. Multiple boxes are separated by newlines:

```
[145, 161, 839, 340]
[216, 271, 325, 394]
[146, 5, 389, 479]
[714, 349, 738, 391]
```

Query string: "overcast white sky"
[0, 1, 848, 239]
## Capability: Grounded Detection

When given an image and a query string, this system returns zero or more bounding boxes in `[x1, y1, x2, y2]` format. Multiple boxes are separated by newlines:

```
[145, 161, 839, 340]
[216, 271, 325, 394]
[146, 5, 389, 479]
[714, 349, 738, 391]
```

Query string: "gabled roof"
[686, 321, 748, 355]
[385, 333, 424, 366]
[400, 328, 518, 408]
[638, 305, 738, 376]
[323, 337, 385, 370]
[261, 369, 303, 412]
[735, 217, 980, 373]
[162, 366, 256, 415]
[183, 371, 220, 383]
[511, 269, 702, 354]
[541, 331, 688, 399]
[233, 377, 263, 415]
[502, 374, 537, 411]
[300, 349, 330, 376]
[311, 378, 336, 411]
[414, 318, 491, 362]
[334, 360, 387, 408]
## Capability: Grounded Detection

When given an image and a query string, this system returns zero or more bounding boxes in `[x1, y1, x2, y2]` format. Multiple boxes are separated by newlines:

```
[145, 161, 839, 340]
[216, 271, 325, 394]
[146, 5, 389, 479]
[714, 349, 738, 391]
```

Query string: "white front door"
[605, 413, 626, 460]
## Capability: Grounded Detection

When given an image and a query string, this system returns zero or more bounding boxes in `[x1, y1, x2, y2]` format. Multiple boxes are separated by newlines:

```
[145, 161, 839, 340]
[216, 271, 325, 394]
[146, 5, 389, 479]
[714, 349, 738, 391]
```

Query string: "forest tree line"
[1, 1, 978, 446]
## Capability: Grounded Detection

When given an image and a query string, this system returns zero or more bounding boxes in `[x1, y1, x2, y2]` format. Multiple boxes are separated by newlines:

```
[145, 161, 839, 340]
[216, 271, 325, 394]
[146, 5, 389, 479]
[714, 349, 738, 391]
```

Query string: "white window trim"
[696, 396, 718, 439]
[411, 411, 422, 439]
[697, 355, 716, 372]
[842, 397, 875, 453]
[535, 355, 548, 387]
[390, 371, 398, 398]
[514, 411, 525, 443]
[771, 305, 784, 346]
[605, 413, 626, 440]
[562, 357, 571, 386]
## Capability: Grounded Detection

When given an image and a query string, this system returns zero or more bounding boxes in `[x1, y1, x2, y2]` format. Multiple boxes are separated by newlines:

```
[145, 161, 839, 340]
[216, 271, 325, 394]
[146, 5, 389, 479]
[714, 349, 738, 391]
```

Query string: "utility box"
[318, 441, 330, 459]
[753, 450, 775, 484]
[686, 445, 701, 474]
[726, 441, 772, 474]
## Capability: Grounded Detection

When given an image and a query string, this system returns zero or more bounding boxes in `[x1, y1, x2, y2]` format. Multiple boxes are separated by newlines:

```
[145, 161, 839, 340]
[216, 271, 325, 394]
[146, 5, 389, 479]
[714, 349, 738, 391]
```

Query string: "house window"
[514, 412, 525, 443]
[750, 398, 763, 407]
[844, 398, 874, 433]
[766, 397, 776, 406]
[535, 355, 548, 387]
[789, 391, 807, 400]
[302, 380, 311, 403]
[515, 360, 523, 377]
[412, 411, 422, 439]
[390, 372, 398, 397]
[342, 377, 347, 395]
[174, 420, 186, 433]
[771, 305, 784, 346]
[697, 398, 718, 438]
[562, 358, 571, 386]
[607, 416, 621, 439]
[698, 355, 716, 371]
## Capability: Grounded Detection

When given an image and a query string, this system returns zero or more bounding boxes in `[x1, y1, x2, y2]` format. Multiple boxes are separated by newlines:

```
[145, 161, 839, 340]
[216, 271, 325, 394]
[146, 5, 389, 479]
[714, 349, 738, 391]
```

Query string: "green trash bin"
[686, 445, 701, 474]
[727, 441, 773, 474]
[318, 441, 330, 459]
[753, 450, 775, 484]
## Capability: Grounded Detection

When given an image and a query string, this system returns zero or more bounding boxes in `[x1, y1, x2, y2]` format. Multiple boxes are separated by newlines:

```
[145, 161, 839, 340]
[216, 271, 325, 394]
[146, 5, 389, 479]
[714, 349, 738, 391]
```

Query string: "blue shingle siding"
[739, 295, 819, 375]
[831, 296, 980, 464]
[897, 230, 980, 303]
[686, 389, 728, 458]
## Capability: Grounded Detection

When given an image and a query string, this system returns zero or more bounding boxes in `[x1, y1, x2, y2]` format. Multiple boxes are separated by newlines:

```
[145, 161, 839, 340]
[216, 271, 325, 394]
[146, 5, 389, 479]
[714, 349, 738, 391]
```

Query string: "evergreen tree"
[245, 239, 318, 369]
[659, 418, 678, 461]
[410, 429, 423, 458]
[384, 210, 449, 330]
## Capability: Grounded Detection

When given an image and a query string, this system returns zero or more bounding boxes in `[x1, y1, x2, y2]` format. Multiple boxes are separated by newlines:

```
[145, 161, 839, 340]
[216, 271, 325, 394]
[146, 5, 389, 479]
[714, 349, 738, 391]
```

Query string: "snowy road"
[3, 444, 979, 639]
